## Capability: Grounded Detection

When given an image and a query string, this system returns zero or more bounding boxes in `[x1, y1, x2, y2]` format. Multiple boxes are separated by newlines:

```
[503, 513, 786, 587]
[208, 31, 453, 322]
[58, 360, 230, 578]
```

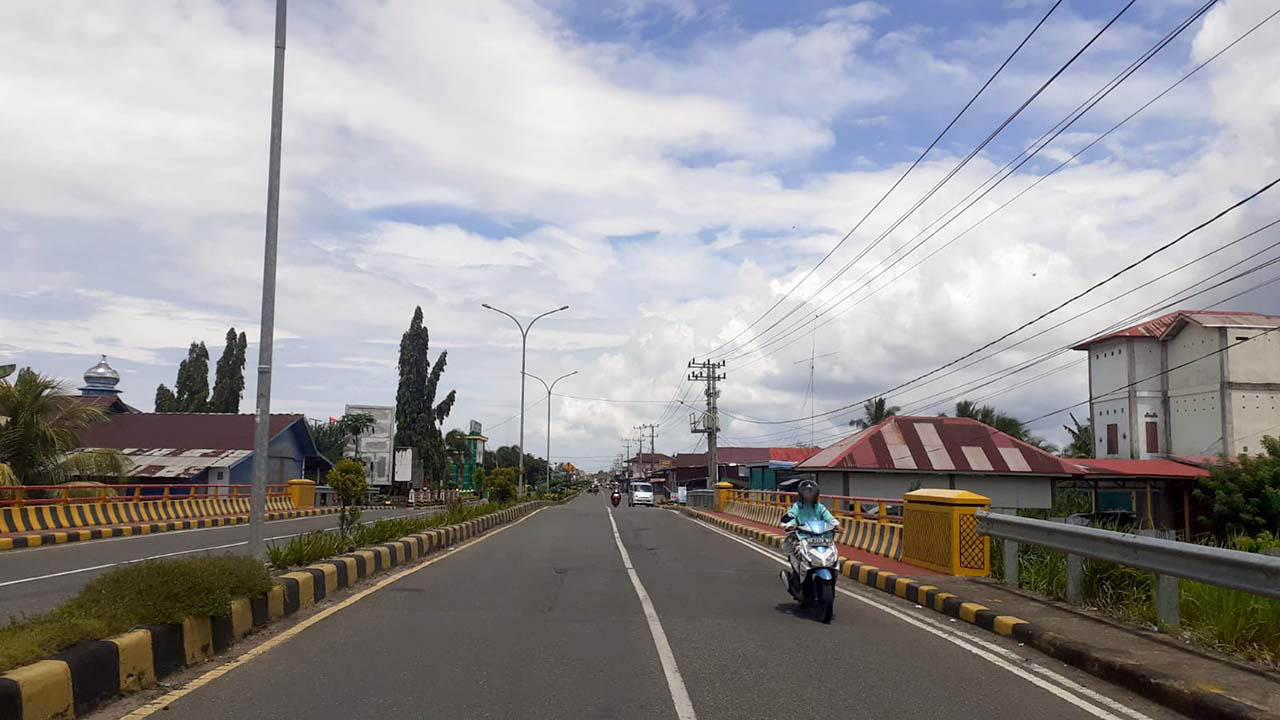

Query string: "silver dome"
[84, 355, 120, 384]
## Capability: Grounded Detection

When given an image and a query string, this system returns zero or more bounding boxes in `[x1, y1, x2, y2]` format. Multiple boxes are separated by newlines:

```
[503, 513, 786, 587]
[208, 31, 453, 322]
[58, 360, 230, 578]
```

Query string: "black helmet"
[797, 479, 820, 504]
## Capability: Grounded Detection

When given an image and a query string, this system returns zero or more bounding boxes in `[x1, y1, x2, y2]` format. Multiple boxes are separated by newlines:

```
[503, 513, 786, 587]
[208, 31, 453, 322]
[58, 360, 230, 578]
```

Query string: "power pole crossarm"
[688, 358, 726, 490]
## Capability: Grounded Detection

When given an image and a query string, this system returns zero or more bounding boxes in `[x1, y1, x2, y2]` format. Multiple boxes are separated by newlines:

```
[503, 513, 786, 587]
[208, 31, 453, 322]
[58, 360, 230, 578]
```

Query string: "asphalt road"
[0, 506, 437, 618]
[128, 494, 1180, 720]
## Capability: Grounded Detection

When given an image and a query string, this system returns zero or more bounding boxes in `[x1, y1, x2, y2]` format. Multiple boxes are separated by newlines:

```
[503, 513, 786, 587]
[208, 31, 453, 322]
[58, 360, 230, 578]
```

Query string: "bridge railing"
[976, 510, 1280, 628]
[727, 488, 903, 524]
[0, 483, 292, 506]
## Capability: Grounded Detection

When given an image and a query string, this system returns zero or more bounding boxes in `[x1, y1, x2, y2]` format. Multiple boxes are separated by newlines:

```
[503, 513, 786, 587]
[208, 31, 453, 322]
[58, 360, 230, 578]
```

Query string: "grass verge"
[266, 500, 516, 570]
[0, 554, 270, 673]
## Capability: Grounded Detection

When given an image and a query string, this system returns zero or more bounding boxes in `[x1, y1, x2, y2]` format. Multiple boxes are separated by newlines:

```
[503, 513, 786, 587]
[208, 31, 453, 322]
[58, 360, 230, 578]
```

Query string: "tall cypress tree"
[154, 384, 177, 412]
[173, 342, 210, 412]
[394, 307, 456, 485]
[210, 328, 248, 413]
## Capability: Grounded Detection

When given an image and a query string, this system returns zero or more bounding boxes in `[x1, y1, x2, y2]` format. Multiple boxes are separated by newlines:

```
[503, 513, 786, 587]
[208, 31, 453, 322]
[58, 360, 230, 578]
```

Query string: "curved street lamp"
[524, 370, 577, 492]
[482, 303, 568, 493]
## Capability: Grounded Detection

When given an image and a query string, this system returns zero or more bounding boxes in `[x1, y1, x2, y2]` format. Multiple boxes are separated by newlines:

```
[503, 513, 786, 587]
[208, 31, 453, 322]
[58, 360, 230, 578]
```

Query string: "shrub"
[0, 554, 270, 672]
[328, 457, 368, 537]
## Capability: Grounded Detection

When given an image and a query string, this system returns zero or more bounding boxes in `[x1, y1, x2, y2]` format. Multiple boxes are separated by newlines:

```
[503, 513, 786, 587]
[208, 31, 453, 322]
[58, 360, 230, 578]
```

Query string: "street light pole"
[524, 371, 577, 492]
[482, 304, 568, 494]
[247, 0, 287, 559]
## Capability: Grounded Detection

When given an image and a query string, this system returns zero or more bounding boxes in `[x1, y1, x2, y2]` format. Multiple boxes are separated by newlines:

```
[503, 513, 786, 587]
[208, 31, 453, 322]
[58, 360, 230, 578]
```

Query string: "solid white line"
[607, 508, 698, 720]
[0, 508, 446, 589]
[684, 513, 1154, 720]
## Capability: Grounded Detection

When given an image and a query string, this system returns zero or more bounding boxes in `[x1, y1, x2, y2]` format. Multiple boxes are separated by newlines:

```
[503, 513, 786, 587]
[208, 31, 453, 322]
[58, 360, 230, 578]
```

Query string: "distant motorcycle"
[779, 516, 839, 623]
[610, 490, 621, 507]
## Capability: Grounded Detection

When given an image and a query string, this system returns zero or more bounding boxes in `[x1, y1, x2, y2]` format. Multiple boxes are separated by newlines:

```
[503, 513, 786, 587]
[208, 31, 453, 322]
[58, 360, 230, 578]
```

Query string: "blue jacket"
[784, 501, 837, 531]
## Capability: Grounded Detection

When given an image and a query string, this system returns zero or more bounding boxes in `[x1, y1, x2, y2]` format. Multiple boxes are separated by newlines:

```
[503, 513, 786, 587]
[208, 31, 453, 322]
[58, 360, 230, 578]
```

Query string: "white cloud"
[2, 0, 1279, 468]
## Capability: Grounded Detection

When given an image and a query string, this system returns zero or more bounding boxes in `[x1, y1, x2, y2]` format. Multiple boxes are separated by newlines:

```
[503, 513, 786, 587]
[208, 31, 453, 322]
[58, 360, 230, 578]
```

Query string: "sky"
[2, 0, 1279, 471]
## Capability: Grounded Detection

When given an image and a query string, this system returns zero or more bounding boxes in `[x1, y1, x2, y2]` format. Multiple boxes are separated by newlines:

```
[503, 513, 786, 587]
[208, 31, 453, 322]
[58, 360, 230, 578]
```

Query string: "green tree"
[209, 328, 248, 413]
[0, 368, 129, 484]
[155, 342, 211, 412]
[493, 445, 521, 469]
[338, 412, 377, 459]
[1192, 437, 1280, 538]
[444, 428, 468, 467]
[851, 397, 900, 429]
[394, 307, 456, 487]
[154, 384, 178, 412]
[954, 400, 1027, 439]
[486, 466, 518, 504]
[327, 457, 368, 537]
[1061, 413, 1094, 458]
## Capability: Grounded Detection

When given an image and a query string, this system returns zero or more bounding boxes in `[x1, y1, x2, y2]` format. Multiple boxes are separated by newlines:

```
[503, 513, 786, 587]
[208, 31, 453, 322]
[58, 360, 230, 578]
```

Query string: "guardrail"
[0, 483, 291, 506]
[975, 510, 1280, 627]
[687, 489, 715, 509]
[728, 489, 903, 524]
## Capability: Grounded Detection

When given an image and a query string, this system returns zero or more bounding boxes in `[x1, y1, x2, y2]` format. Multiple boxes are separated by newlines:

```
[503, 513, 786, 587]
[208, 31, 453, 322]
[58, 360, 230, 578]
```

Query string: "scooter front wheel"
[818, 581, 834, 624]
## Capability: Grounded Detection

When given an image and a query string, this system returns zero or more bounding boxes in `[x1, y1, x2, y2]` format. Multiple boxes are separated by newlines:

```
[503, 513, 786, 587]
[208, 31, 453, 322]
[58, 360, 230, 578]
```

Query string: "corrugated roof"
[77, 413, 304, 452]
[1072, 310, 1280, 349]
[1073, 458, 1209, 478]
[669, 447, 815, 468]
[797, 416, 1078, 476]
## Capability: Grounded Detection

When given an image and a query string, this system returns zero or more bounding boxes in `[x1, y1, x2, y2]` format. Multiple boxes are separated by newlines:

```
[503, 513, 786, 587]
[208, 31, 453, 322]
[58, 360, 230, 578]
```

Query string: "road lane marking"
[683, 512, 1154, 720]
[0, 508, 447, 589]
[118, 505, 548, 719]
[607, 507, 698, 720]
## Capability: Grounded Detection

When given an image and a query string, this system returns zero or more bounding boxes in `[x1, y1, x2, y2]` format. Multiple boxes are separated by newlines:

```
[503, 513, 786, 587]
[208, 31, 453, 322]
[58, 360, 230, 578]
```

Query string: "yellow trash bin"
[901, 489, 990, 576]
[287, 478, 316, 509]
[714, 482, 735, 512]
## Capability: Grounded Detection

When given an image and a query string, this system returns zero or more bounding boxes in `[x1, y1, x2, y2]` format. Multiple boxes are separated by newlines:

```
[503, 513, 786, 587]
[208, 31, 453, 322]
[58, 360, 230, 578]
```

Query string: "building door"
[1106, 423, 1118, 456]
[1145, 421, 1159, 454]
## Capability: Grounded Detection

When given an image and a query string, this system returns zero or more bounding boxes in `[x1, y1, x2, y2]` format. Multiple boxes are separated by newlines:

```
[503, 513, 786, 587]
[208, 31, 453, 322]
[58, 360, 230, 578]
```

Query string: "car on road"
[628, 482, 655, 507]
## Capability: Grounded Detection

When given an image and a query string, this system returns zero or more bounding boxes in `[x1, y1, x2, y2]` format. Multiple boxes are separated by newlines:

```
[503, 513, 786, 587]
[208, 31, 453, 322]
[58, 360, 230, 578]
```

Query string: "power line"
[721, 179, 1280, 428]
[725, 0, 1232, 365]
[712, 1, 1137, 361]
[703, 0, 1065, 359]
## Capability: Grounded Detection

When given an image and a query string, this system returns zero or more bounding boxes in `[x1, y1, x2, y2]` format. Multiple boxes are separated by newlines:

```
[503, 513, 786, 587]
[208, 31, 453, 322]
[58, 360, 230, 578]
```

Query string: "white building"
[344, 404, 395, 488]
[1074, 310, 1280, 459]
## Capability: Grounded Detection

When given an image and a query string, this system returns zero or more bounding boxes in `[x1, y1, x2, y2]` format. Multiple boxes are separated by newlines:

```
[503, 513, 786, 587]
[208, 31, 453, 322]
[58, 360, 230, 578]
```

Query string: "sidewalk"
[935, 575, 1280, 719]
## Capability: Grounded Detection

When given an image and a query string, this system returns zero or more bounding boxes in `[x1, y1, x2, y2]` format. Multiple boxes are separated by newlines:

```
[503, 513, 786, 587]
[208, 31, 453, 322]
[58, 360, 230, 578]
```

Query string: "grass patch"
[266, 500, 517, 570]
[0, 554, 270, 673]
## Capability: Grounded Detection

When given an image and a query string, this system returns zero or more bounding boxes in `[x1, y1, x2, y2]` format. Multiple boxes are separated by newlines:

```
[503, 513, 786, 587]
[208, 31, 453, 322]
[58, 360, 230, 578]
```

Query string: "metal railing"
[976, 510, 1280, 627]
[727, 489, 903, 524]
[0, 483, 291, 507]
[687, 489, 715, 509]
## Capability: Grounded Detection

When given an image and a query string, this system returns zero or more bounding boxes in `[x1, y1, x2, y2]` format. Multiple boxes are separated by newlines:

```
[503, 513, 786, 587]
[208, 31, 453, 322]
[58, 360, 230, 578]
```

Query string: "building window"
[1106, 424, 1119, 455]
[1145, 422, 1158, 454]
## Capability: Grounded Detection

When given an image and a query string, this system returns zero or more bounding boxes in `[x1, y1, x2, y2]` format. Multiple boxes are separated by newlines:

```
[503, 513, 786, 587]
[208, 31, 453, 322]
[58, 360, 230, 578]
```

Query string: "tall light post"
[247, 0, 287, 559]
[482, 303, 568, 494]
[524, 370, 577, 491]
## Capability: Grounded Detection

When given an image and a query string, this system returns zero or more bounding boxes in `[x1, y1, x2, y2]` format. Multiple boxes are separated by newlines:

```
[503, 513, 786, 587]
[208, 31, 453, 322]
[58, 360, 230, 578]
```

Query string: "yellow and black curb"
[0, 508, 340, 552]
[680, 507, 1277, 720]
[0, 501, 548, 720]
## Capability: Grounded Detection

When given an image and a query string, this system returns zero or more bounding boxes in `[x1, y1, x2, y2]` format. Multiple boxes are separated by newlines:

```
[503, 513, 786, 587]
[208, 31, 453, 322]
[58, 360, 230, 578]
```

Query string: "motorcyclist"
[781, 479, 838, 557]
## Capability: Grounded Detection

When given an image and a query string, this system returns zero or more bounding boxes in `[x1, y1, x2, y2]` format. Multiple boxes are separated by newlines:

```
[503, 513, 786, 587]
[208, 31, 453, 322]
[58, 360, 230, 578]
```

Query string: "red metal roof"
[798, 416, 1078, 476]
[1073, 458, 1209, 478]
[77, 413, 305, 452]
[669, 447, 816, 468]
[768, 447, 820, 463]
[1072, 310, 1280, 349]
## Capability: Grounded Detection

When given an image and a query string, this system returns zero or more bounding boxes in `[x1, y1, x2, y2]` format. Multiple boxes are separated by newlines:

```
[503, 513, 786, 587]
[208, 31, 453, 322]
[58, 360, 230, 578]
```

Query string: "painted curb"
[0, 501, 551, 720]
[678, 506, 1279, 720]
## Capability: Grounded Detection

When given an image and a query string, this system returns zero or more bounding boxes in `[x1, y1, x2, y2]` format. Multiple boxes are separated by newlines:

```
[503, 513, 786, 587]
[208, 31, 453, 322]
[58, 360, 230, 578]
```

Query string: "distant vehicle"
[629, 482, 654, 507]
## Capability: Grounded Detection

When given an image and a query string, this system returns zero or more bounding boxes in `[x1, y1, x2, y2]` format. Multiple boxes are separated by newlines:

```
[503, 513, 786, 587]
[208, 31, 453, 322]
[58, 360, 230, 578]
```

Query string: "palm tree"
[1061, 413, 1094, 458]
[851, 396, 900, 429]
[0, 368, 128, 484]
[953, 400, 1028, 440]
[338, 412, 377, 459]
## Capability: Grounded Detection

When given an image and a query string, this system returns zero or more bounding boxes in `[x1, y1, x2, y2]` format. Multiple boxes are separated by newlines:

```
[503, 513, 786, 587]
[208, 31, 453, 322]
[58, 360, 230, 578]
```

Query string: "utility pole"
[688, 358, 725, 489]
[634, 423, 658, 477]
[247, 0, 287, 559]
[621, 438, 633, 481]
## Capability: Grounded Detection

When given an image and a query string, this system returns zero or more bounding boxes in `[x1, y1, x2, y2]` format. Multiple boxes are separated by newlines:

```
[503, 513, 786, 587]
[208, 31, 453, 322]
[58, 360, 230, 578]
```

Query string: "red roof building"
[797, 416, 1075, 509]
